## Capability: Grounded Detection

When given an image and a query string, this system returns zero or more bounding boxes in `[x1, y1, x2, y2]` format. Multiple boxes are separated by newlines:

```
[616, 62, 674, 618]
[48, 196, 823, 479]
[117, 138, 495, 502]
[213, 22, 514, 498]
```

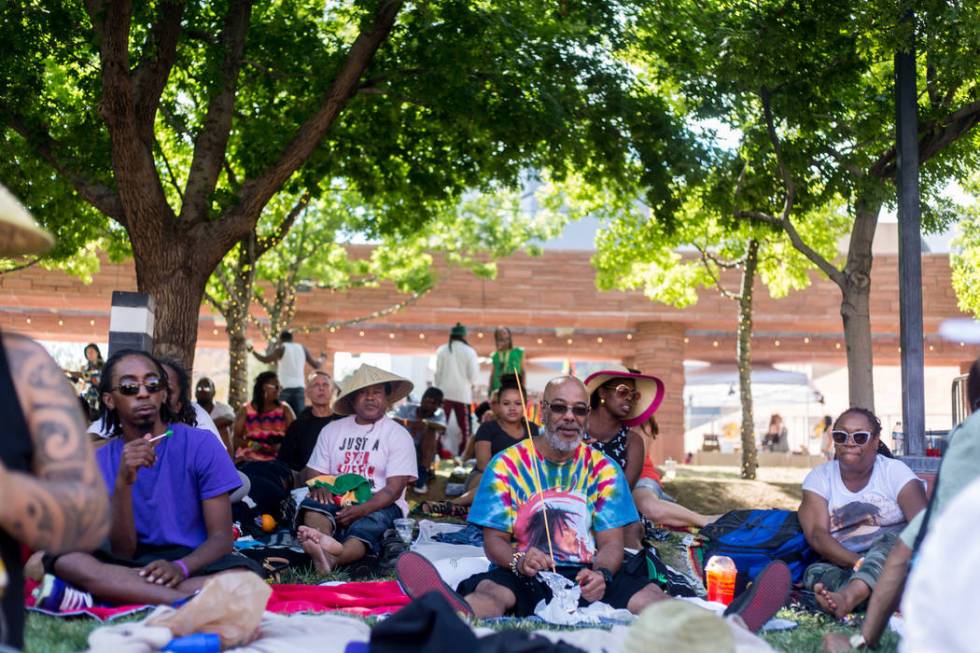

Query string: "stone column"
[629, 321, 687, 465]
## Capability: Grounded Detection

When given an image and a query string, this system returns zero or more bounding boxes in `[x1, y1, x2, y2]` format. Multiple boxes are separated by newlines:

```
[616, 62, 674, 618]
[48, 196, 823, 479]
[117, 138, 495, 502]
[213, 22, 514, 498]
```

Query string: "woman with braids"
[798, 407, 927, 619]
[232, 371, 295, 463]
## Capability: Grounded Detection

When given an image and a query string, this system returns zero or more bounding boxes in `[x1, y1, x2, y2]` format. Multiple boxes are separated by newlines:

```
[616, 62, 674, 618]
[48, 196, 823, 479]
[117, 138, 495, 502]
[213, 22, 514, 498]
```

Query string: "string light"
[835, 342, 841, 349]
[477, 332, 484, 338]
[536, 338, 543, 344]
[929, 345, 934, 351]
[566, 338, 573, 345]
[626, 333, 633, 340]
[803, 337, 810, 344]
[212, 328, 219, 335]
[89, 319, 96, 326]
[388, 333, 396, 339]
[712, 341, 719, 347]
[359, 331, 365, 337]
[960, 342, 966, 347]
[25, 318, 31, 325]
[596, 336, 603, 343]
[418, 333, 425, 339]
[683, 337, 689, 344]
[774, 340, 780, 347]
[58, 319, 64, 326]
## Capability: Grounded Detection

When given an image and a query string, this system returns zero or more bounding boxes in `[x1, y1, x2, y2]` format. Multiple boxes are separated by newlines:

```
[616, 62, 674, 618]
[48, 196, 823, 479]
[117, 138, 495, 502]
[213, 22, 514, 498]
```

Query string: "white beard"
[546, 428, 581, 453]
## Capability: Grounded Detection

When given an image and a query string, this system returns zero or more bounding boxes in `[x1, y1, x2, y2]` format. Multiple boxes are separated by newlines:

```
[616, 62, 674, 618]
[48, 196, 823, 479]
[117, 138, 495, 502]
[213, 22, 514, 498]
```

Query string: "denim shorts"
[634, 477, 675, 502]
[299, 499, 402, 555]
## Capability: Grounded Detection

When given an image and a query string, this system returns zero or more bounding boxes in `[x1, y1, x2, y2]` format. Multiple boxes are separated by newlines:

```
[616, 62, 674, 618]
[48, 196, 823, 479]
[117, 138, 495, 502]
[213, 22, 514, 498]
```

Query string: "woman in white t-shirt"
[798, 407, 927, 619]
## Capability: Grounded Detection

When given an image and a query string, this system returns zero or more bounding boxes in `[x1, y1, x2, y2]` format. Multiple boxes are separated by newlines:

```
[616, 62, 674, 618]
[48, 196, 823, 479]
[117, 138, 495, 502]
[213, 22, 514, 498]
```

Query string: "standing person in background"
[248, 331, 325, 418]
[488, 327, 524, 397]
[0, 183, 109, 648]
[817, 415, 834, 461]
[195, 377, 236, 452]
[70, 343, 104, 420]
[762, 413, 789, 453]
[434, 323, 479, 456]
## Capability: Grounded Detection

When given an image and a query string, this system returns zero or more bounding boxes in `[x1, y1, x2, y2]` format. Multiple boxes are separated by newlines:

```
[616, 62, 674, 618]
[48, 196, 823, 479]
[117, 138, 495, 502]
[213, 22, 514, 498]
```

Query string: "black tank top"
[0, 332, 34, 648]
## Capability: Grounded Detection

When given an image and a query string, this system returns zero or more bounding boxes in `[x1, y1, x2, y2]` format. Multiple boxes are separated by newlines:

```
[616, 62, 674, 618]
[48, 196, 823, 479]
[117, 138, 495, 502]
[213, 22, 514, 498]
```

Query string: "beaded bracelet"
[510, 551, 526, 576]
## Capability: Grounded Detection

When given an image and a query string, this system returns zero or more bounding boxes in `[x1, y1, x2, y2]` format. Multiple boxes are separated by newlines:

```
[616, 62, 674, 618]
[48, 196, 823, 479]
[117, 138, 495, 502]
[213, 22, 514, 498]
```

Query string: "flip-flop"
[394, 551, 473, 616]
[723, 560, 791, 633]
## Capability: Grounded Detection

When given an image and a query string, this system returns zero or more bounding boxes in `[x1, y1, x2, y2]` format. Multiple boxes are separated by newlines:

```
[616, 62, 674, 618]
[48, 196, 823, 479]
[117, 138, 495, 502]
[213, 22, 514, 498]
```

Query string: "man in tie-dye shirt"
[452, 375, 668, 617]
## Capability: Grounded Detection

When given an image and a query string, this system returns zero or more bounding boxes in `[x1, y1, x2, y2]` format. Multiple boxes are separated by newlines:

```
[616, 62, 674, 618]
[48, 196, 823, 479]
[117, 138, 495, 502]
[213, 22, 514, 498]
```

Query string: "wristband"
[849, 633, 867, 649]
[510, 551, 526, 576]
[174, 559, 189, 578]
[593, 566, 614, 585]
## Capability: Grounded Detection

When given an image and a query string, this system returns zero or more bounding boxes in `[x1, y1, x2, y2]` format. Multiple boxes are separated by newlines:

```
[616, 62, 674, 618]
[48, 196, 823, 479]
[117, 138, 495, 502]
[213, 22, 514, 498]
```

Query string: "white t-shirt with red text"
[307, 415, 418, 515]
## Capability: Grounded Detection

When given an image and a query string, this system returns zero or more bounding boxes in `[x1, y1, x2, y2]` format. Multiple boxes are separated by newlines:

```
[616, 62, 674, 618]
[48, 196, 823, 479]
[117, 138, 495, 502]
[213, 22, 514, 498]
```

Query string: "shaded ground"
[25, 464, 896, 653]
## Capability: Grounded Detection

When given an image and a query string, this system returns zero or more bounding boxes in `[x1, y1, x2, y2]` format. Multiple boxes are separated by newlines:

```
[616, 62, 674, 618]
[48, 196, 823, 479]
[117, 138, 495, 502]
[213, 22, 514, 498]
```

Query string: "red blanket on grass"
[25, 579, 410, 621]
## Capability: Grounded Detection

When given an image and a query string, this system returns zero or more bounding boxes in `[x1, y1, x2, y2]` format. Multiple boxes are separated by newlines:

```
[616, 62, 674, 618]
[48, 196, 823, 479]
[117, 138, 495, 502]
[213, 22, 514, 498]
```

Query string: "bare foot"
[813, 581, 867, 619]
[25, 551, 45, 582]
[298, 526, 343, 574]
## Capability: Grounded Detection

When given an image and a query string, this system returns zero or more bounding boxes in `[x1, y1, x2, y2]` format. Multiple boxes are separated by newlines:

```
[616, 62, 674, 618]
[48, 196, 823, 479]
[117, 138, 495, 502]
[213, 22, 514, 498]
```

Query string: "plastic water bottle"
[163, 633, 220, 653]
[664, 458, 677, 480]
[705, 555, 737, 606]
[892, 430, 904, 457]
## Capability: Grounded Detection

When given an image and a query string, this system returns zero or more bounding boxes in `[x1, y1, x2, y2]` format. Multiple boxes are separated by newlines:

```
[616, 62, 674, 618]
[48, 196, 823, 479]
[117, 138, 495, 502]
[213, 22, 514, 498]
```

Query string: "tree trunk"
[840, 198, 882, 410]
[226, 301, 250, 410]
[131, 228, 227, 374]
[738, 239, 760, 480]
[135, 254, 210, 374]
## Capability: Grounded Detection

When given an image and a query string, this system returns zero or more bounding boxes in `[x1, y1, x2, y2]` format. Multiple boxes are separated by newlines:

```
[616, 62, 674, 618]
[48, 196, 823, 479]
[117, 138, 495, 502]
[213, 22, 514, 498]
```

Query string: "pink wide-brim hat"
[584, 367, 665, 427]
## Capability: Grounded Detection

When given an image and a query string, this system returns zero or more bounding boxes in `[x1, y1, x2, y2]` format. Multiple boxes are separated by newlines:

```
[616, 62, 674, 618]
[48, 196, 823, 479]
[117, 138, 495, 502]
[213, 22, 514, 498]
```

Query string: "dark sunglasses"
[545, 401, 590, 418]
[112, 376, 165, 396]
[831, 429, 872, 446]
[610, 383, 640, 402]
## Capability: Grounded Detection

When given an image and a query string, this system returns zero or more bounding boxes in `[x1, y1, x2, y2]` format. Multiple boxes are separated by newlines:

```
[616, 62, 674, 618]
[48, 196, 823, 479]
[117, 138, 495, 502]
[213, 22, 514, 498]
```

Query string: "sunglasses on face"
[545, 401, 590, 418]
[609, 383, 640, 402]
[831, 429, 872, 446]
[113, 375, 165, 396]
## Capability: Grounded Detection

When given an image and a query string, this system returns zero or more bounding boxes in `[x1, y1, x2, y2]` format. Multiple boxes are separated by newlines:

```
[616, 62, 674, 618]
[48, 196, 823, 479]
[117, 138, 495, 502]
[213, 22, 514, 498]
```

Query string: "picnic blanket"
[26, 580, 410, 622]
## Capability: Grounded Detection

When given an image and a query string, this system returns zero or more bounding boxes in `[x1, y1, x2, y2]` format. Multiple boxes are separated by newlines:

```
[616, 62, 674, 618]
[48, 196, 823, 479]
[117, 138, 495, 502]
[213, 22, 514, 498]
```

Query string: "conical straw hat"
[332, 364, 414, 416]
[0, 183, 54, 257]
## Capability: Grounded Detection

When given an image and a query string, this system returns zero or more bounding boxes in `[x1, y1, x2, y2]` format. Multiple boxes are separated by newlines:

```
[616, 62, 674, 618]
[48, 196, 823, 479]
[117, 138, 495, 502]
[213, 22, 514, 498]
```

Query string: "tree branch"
[255, 192, 310, 256]
[0, 257, 41, 275]
[131, 0, 185, 143]
[5, 113, 125, 224]
[694, 243, 740, 300]
[88, 0, 175, 233]
[203, 290, 226, 314]
[180, 0, 254, 223]
[223, 0, 403, 239]
[154, 136, 184, 203]
[870, 99, 980, 179]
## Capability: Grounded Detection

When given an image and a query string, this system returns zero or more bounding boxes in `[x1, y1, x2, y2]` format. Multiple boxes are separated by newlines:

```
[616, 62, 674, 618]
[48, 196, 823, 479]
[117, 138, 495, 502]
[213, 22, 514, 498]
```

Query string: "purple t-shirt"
[97, 423, 241, 549]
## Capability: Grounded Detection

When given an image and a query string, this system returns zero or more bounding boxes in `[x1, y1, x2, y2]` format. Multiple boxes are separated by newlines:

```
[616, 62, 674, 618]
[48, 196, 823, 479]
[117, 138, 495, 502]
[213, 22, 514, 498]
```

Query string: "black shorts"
[456, 562, 653, 617]
[47, 543, 263, 578]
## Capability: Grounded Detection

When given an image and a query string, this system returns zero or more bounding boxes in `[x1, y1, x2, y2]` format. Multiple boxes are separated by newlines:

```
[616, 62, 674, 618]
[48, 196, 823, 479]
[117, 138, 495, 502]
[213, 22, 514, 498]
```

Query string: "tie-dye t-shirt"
[468, 438, 638, 566]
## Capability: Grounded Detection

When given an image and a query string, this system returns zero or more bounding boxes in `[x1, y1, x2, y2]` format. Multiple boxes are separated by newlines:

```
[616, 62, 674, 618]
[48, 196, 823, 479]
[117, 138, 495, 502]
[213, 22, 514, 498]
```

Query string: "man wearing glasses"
[35, 350, 260, 610]
[397, 375, 667, 617]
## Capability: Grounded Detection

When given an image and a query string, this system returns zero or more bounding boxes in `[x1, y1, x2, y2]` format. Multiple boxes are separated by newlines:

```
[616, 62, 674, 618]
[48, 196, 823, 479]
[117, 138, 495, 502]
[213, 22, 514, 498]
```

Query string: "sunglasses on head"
[609, 383, 640, 402]
[831, 429, 872, 446]
[112, 375, 165, 396]
[545, 401, 590, 418]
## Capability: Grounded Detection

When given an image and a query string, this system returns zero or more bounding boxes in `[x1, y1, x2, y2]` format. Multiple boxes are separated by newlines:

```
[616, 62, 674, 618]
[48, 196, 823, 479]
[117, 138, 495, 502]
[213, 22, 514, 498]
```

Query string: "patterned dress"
[236, 403, 289, 462]
[586, 426, 630, 471]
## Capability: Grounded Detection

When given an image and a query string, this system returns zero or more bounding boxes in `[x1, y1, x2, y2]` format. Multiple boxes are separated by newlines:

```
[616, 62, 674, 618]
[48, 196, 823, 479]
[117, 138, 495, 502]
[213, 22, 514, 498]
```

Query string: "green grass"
[23, 464, 903, 651]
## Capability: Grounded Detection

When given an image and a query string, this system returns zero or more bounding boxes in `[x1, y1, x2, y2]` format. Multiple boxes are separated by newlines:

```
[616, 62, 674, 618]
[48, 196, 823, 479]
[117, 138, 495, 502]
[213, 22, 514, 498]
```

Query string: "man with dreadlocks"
[35, 350, 261, 609]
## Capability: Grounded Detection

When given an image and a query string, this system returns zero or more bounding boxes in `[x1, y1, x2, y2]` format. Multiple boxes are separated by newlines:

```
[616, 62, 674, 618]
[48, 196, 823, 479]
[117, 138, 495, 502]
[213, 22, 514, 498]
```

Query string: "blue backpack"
[699, 509, 816, 593]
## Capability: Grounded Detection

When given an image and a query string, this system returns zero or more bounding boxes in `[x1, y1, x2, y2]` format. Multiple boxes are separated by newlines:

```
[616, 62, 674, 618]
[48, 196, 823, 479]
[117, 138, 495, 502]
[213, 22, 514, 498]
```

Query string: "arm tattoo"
[0, 334, 109, 553]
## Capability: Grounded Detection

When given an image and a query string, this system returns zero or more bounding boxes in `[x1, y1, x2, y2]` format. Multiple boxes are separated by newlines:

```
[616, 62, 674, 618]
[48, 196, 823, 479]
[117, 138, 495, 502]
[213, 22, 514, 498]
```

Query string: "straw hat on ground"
[623, 600, 735, 653]
[0, 183, 54, 257]
[584, 365, 665, 427]
[332, 364, 414, 416]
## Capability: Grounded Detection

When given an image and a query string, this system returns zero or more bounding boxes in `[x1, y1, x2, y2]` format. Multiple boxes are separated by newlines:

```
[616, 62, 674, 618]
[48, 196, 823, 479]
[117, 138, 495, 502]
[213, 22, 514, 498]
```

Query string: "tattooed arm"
[0, 333, 109, 553]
